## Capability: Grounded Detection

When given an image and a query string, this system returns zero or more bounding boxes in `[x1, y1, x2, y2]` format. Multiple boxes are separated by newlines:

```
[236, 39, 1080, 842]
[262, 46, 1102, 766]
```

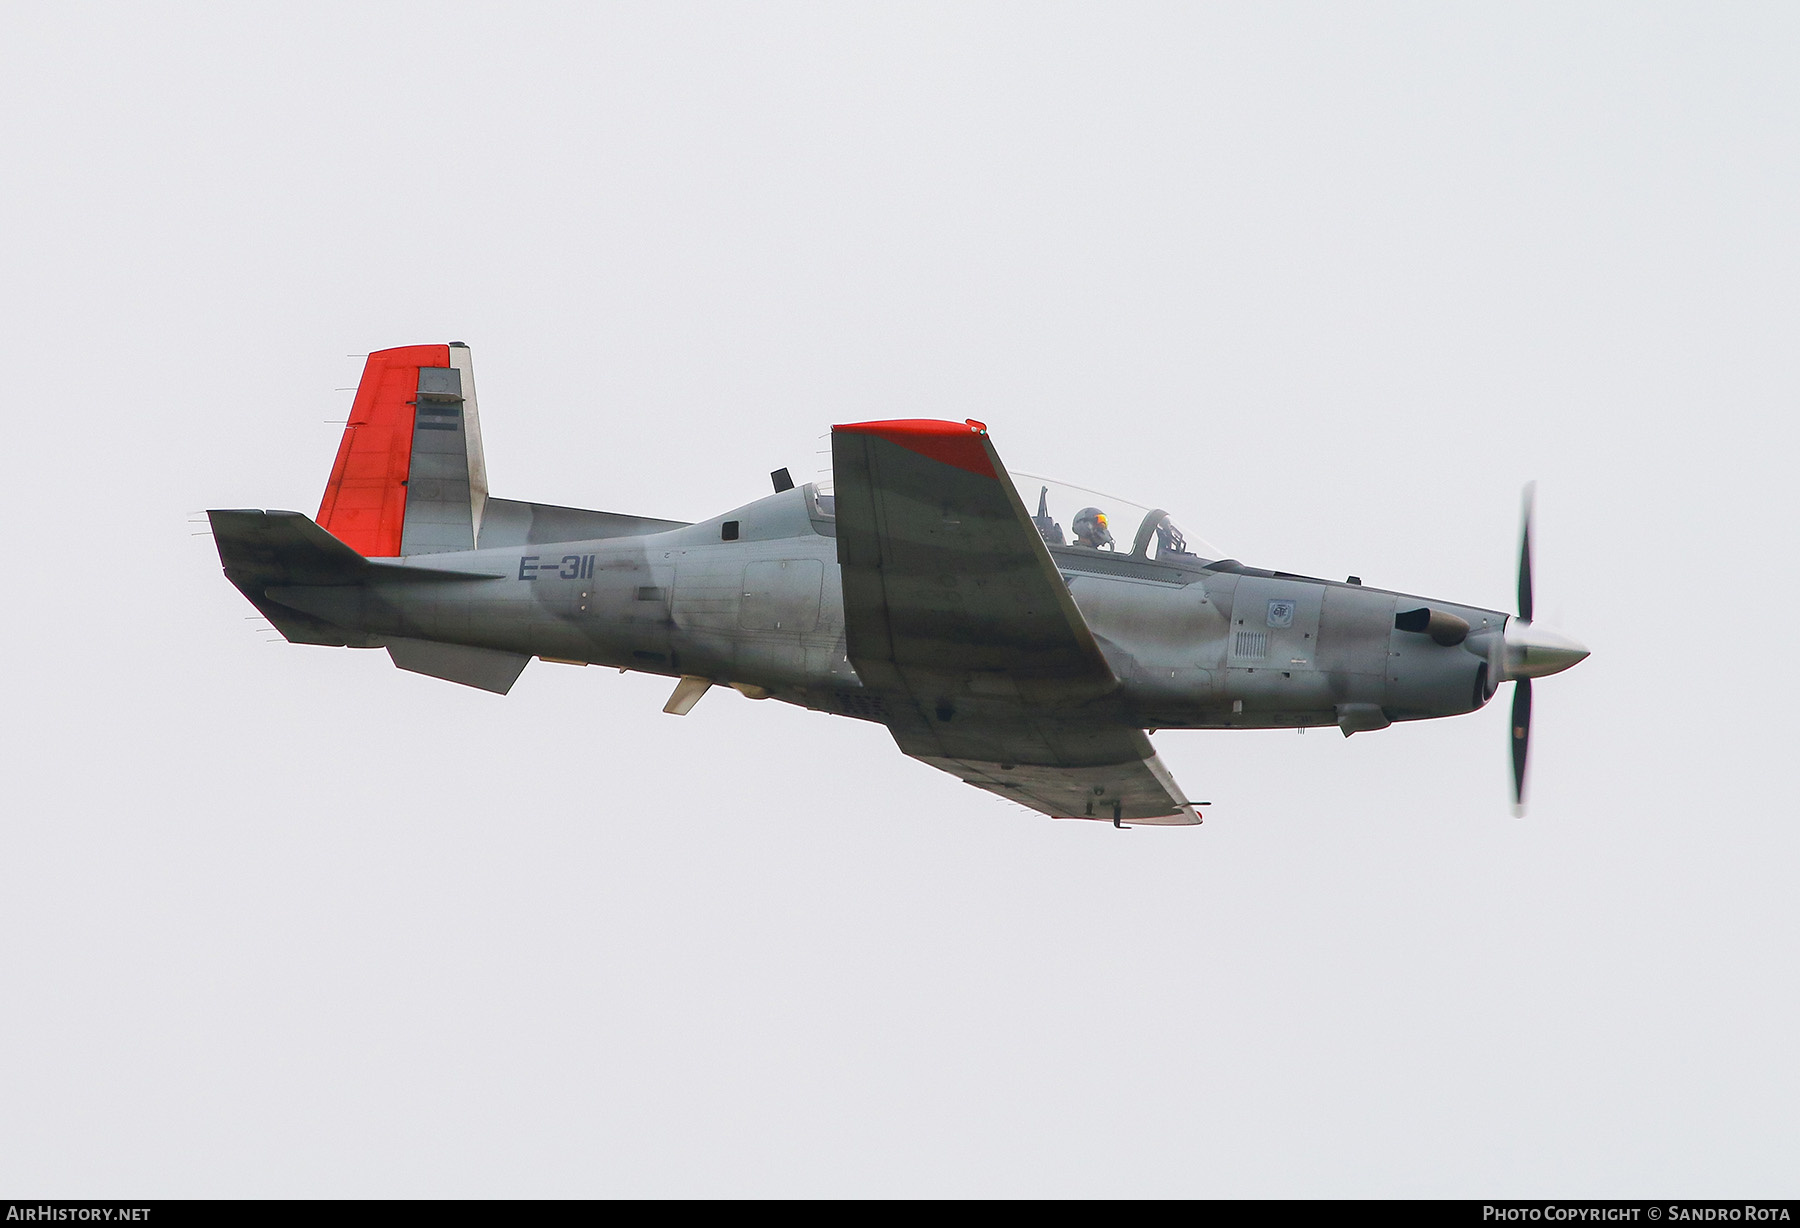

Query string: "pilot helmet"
[1072, 506, 1113, 548]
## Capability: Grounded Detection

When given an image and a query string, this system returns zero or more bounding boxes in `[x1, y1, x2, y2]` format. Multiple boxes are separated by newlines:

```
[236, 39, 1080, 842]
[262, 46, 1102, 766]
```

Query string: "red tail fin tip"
[316, 345, 452, 557]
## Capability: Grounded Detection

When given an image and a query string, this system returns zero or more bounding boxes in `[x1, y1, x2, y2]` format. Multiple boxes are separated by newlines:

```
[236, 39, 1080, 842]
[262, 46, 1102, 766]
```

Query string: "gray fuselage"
[276, 483, 1503, 735]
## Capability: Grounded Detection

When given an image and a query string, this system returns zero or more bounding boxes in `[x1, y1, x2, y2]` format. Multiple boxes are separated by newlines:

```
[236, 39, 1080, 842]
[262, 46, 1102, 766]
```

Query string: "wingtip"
[832, 418, 997, 478]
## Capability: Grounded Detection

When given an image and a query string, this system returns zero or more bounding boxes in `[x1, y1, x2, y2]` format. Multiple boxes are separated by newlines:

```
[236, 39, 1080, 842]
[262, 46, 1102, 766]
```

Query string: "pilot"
[1072, 507, 1113, 550]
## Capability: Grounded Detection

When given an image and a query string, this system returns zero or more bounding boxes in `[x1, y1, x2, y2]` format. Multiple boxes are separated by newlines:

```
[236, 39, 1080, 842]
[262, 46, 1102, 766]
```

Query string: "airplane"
[208, 342, 1589, 827]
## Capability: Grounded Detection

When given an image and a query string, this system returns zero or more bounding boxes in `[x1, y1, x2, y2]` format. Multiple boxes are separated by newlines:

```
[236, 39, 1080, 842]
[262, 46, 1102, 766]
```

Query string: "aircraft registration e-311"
[209, 343, 1588, 826]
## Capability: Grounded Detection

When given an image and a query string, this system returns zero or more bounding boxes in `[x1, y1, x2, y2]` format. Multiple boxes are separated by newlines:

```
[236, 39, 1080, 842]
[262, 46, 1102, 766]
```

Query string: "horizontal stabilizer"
[210, 509, 507, 648]
[210, 509, 370, 586]
[385, 637, 529, 695]
[209, 510, 506, 586]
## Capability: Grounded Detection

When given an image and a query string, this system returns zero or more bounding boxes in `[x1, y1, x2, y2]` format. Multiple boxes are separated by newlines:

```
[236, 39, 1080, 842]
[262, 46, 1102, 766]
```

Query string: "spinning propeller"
[1488, 483, 1589, 814]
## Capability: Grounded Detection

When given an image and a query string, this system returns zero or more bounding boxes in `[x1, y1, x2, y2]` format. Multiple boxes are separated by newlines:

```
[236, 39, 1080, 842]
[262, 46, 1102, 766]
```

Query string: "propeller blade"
[1510, 677, 1532, 815]
[1517, 481, 1536, 623]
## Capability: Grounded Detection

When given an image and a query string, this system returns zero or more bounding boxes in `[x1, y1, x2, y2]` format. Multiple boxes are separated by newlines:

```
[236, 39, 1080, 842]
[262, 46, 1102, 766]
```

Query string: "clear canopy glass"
[1010, 473, 1223, 564]
[809, 469, 1224, 564]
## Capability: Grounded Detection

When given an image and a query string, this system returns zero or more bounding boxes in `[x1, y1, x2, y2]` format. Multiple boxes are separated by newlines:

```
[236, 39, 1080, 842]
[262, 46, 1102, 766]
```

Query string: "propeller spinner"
[1498, 482, 1589, 814]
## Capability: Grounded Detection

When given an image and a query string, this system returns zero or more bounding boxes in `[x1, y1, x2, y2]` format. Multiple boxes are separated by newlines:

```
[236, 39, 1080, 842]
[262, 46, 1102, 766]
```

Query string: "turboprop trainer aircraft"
[209, 343, 1589, 826]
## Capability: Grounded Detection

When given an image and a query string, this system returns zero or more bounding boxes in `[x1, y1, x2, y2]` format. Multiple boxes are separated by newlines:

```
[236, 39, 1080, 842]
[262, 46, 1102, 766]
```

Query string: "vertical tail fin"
[316, 342, 490, 557]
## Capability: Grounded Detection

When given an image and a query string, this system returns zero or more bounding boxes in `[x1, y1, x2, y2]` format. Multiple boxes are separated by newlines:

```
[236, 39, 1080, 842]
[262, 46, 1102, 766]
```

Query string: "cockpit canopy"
[1013, 474, 1222, 565]
[808, 471, 1224, 566]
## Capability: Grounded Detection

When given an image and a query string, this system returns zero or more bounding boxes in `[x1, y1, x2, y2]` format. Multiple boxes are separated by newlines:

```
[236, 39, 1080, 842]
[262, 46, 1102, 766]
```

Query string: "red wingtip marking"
[833, 418, 996, 478]
[317, 344, 451, 556]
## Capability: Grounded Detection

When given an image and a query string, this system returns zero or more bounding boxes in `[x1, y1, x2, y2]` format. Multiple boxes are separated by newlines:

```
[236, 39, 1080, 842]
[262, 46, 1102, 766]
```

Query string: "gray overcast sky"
[2, 2, 1794, 1197]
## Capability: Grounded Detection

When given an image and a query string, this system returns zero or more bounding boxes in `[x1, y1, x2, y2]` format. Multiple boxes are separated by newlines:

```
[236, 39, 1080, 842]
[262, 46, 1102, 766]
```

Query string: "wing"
[830, 418, 1199, 826]
[830, 418, 1114, 697]
[916, 736, 1201, 826]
